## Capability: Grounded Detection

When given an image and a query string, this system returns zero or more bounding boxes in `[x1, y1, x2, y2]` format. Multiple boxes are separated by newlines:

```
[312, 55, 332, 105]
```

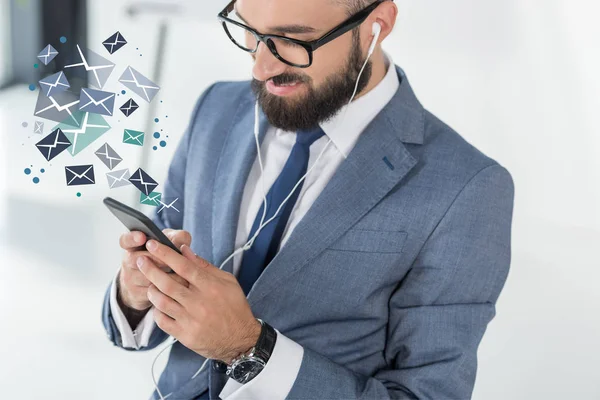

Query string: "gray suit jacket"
[102, 65, 515, 399]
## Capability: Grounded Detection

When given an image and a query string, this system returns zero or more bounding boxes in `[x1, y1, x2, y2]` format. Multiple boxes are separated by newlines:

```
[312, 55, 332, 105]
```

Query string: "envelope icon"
[38, 44, 58, 65]
[106, 169, 131, 189]
[141, 192, 162, 207]
[123, 129, 145, 146]
[33, 121, 44, 135]
[119, 98, 139, 117]
[65, 165, 96, 186]
[34, 90, 81, 126]
[53, 112, 111, 156]
[39, 71, 70, 97]
[129, 168, 158, 196]
[103, 31, 128, 54]
[79, 88, 115, 116]
[158, 198, 180, 214]
[119, 66, 160, 103]
[64, 44, 115, 89]
[35, 128, 72, 161]
[95, 143, 123, 170]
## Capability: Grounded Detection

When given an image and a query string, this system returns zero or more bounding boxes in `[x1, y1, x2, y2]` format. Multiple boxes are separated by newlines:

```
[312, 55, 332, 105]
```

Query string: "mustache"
[266, 73, 310, 86]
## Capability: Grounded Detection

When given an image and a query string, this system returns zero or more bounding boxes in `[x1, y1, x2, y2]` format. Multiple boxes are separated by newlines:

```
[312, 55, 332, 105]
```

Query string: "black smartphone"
[103, 197, 181, 272]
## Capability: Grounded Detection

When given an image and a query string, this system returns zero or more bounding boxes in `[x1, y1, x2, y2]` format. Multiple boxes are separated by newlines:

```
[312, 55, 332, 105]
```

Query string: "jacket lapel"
[212, 96, 270, 274]
[246, 66, 425, 307]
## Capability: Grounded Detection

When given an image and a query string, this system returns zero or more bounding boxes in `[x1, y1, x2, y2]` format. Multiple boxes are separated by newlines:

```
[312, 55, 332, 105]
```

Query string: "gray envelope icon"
[39, 71, 70, 97]
[33, 121, 44, 135]
[106, 169, 131, 189]
[33, 91, 81, 127]
[64, 45, 115, 89]
[118, 66, 160, 103]
[95, 143, 123, 170]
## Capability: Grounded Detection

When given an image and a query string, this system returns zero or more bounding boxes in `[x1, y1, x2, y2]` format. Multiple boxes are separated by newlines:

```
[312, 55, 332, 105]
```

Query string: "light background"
[0, 0, 598, 399]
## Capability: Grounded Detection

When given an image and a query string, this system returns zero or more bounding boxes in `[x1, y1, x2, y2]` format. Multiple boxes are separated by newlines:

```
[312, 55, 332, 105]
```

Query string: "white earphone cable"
[151, 27, 378, 400]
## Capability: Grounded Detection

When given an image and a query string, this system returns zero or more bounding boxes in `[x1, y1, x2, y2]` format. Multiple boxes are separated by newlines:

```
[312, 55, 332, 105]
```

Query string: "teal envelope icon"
[123, 129, 145, 146]
[53, 111, 111, 156]
[141, 191, 162, 206]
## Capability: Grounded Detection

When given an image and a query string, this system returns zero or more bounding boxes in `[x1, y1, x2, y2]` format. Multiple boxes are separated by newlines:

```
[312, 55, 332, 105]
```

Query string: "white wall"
[1, 0, 598, 399]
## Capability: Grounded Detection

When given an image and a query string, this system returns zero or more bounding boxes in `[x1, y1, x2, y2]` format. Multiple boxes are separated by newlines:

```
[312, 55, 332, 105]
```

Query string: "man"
[102, 0, 515, 399]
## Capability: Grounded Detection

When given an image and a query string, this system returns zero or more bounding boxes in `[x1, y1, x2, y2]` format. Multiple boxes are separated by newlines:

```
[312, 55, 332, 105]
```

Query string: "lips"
[266, 79, 303, 96]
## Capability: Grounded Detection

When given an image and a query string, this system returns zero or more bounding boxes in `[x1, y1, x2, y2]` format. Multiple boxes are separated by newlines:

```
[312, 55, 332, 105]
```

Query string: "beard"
[251, 31, 373, 132]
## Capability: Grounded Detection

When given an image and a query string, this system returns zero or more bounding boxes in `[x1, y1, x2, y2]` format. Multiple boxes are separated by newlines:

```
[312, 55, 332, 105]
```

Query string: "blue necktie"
[238, 127, 326, 296]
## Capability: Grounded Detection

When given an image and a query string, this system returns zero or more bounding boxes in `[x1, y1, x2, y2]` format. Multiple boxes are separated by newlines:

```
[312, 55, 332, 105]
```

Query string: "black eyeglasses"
[217, 0, 388, 68]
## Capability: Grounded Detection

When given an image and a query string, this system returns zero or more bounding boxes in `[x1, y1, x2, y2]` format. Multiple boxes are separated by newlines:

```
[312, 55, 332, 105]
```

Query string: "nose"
[252, 40, 287, 82]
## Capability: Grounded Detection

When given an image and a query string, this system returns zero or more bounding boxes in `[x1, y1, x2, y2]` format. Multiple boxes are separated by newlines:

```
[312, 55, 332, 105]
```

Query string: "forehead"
[235, 0, 344, 32]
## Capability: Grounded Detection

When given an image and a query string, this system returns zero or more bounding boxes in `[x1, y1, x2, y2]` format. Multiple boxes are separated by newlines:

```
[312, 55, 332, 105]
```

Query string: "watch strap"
[253, 319, 276, 363]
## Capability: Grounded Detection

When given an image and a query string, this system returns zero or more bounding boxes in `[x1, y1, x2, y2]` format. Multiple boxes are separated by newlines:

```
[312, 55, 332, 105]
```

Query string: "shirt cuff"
[109, 269, 156, 349]
[219, 328, 304, 400]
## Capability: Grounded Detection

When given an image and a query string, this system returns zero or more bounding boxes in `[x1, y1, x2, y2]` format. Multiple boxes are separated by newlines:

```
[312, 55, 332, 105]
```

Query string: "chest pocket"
[327, 229, 408, 254]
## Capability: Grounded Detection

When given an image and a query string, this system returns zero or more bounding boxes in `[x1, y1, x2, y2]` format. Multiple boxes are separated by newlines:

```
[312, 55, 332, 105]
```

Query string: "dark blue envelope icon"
[35, 128, 72, 161]
[129, 168, 158, 195]
[103, 31, 127, 54]
[120, 98, 139, 117]
[65, 165, 96, 186]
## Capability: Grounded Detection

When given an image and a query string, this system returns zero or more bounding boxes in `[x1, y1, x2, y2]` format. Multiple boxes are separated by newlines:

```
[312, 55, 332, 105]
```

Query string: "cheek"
[305, 36, 353, 85]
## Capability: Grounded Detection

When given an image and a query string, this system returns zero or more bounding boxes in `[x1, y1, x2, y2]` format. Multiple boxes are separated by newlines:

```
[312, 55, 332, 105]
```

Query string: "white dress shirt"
[109, 52, 399, 399]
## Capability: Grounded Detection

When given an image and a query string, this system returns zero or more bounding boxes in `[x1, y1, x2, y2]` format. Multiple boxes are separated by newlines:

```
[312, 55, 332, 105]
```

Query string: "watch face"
[231, 358, 265, 383]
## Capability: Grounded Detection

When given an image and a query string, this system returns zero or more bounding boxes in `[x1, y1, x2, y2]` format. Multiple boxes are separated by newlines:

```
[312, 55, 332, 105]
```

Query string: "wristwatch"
[225, 318, 277, 384]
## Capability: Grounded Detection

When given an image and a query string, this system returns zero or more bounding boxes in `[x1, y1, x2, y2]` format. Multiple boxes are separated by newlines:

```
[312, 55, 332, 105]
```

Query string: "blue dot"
[153, 146, 158, 151]
[24, 168, 31, 175]
[40, 168, 45, 173]
[140, 54, 143, 57]
[77, 192, 82, 197]
[153, 132, 160, 139]
[33, 177, 40, 184]
[166, 115, 168, 118]
[60, 36, 67, 43]
[121, 90, 126, 95]
[29, 84, 36, 91]
[160, 100, 163, 103]
[154, 118, 159, 123]
[160, 141, 167, 148]
[136, 47, 139, 50]
[33, 63, 39, 69]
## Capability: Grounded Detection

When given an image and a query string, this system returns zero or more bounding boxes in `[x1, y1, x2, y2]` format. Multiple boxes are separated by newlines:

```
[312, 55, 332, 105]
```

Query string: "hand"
[117, 229, 191, 311]
[137, 240, 262, 364]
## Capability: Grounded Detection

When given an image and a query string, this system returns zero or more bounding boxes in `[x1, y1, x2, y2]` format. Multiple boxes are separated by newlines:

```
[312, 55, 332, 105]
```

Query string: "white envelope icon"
[64, 45, 115, 89]
[106, 169, 131, 189]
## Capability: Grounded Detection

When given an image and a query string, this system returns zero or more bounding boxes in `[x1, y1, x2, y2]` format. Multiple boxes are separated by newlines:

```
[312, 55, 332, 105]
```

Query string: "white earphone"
[150, 19, 384, 400]
[368, 22, 382, 56]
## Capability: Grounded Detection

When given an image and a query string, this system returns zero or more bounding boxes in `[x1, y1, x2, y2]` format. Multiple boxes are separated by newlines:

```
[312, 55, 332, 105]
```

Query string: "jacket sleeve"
[101, 82, 220, 351]
[284, 164, 515, 400]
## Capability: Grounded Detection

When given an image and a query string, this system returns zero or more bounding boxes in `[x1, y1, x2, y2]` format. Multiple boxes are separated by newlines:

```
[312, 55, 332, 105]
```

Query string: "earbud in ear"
[368, 22, 382, 56]
[372, 22, 382, 36]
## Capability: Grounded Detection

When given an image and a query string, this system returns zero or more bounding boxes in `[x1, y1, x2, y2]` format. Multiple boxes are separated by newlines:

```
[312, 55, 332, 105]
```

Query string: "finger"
[124, 251, 168, 271]
[137, 255, 188, 304]
[153, 308, 179, 337]
[119, 231, 147, 250]
[146, 240, 204, 283]
[167, 230, 192, 249]
[147, 284, 185, 320]
[181, 244, 197, 262]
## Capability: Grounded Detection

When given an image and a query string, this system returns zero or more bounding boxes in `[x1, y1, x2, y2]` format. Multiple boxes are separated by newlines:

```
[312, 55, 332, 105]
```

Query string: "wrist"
[223, 318, 262, 365]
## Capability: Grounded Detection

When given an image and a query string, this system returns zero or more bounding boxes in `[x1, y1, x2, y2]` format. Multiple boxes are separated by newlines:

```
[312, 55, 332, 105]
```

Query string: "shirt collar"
[319, 52, 400, 158]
